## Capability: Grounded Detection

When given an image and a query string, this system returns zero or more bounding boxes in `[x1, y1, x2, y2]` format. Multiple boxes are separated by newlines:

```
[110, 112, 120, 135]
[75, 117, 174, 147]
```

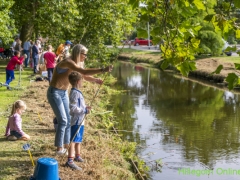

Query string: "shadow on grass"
[0, 137, 7, 142]
[16, 175, 32, 180]
[0, 159, 34, 180]
[26, 128, 55, 135]
[0, 149, 30, 158]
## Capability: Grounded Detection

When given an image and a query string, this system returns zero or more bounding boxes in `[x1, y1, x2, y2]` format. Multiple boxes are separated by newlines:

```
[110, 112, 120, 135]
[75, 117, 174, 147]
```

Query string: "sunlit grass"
[0, 60, 34, 112]
[121, 47, 161, 56]
[215, 56, 240, 63]
[0, 60, 35, 135]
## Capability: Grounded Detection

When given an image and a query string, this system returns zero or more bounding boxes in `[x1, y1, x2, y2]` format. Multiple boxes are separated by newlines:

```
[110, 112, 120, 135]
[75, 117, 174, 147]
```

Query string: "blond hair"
[47, 45, 52, 50]
[10, 100, 27, 116]
[71, 44, 88, 64]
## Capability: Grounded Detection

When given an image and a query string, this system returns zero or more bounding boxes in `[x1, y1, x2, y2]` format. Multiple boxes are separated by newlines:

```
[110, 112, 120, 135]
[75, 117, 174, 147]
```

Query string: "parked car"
[134, 38, 153, 46]
[222, 39, 232, 56]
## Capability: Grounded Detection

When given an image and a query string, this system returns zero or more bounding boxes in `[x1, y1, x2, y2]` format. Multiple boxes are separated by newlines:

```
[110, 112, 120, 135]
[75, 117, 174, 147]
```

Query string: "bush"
[198, 30, 224, 55]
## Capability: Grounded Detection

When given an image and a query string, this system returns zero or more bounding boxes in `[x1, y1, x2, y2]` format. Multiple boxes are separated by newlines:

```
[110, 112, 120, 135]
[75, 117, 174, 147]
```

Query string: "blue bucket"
[30, 157, 60, 180]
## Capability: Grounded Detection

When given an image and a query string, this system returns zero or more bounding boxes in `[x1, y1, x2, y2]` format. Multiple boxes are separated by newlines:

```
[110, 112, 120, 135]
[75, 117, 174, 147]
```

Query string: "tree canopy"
[0, 0, 16, 45]
[0, 0, 136, 62]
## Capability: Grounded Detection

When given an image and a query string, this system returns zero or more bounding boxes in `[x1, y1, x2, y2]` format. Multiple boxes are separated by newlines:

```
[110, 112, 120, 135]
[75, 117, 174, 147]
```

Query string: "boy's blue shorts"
[70, 125, 84, 143]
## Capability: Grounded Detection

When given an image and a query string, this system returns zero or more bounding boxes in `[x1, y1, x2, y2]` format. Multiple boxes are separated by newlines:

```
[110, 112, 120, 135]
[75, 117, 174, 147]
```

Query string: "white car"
[222, 39, 232, 56]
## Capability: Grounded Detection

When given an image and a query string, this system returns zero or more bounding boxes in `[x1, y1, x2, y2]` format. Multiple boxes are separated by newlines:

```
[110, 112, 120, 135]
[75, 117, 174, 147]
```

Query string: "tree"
[0, 0, 16, 45]
[7, 0, 136, 64]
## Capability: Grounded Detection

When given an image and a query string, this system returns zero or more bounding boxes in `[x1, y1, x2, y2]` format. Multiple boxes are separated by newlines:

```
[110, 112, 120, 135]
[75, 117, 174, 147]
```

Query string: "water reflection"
[110, 61, 240, 180]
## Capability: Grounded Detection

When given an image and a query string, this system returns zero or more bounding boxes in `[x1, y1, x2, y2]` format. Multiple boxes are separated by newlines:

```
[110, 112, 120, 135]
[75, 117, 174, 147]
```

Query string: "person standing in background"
[11, 37, 20, 54]
[32, 40, 40, 74]
[44, 45, 58, 83]
[56, 40, 72, 62]
[14, 40, 22, 53]
[23, 39, 31, 68]
[29, 40, 34, 68]
[37, 37, 43, 52]
[63, 40, 72, 58]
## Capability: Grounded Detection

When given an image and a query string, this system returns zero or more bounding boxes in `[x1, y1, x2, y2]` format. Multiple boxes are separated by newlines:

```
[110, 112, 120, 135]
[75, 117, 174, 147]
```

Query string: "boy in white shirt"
[66, 71, 91, 170]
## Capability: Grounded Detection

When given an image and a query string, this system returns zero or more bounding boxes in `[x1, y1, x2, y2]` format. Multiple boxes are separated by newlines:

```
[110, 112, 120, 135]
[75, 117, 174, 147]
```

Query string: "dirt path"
[195, 58, 240, 78]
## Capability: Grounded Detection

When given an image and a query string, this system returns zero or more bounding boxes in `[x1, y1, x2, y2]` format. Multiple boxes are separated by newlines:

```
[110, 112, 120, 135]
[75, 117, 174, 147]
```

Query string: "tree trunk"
[20, 23, 34, 43]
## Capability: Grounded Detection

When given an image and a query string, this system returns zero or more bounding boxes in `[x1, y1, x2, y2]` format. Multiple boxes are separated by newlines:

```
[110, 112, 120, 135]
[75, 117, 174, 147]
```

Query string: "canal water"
[110, 61, 240, 180]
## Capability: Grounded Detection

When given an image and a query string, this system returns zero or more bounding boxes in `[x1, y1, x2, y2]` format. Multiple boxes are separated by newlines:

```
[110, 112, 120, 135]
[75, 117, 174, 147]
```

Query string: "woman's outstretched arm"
[60, 60, 113, 75]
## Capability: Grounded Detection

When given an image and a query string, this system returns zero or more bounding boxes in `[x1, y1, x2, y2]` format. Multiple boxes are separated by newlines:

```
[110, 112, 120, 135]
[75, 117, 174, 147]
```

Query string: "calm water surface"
[110, 61, 240, 180]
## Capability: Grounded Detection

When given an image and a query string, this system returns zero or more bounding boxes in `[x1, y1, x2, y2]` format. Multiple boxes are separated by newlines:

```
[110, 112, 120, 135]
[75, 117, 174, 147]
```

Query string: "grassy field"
[0, 60, 35, 124]
[119, 48, 162, 64]
[0, 60, 39, 180]
[119, 47, 240, 65]
[213, 56, 240, 63]
[0, 60, 34, 111]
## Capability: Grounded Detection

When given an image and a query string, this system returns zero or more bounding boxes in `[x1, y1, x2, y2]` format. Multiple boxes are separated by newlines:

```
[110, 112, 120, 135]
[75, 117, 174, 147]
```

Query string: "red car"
[134, 38, 153, 46]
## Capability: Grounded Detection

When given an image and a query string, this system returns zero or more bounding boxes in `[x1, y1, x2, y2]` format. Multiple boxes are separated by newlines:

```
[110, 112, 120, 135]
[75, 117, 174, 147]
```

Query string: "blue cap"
[65, 40, 72, 45]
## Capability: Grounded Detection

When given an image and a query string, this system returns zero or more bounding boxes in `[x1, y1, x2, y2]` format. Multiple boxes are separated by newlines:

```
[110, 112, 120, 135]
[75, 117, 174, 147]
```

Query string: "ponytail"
[10, 104, 16, 116]
[10, 100, 27, 116]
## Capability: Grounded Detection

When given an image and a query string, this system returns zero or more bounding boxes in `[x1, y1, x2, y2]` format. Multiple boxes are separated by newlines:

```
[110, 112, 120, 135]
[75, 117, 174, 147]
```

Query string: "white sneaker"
[2, 83, 9, 87]
[56, 148, 68, 156]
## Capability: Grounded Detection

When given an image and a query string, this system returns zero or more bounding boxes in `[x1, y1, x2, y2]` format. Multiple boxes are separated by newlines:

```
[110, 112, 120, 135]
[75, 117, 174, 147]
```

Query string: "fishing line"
[90, 128, 170, 136]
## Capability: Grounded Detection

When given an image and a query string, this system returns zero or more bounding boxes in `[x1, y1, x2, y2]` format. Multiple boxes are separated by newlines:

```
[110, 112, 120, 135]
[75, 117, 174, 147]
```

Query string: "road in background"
[232, 52, 238, 56]
[128, 45, 160, 52]
[121, 45, 240, 56]
[108, 44, 239, 56]
[109, 45, 160, 52]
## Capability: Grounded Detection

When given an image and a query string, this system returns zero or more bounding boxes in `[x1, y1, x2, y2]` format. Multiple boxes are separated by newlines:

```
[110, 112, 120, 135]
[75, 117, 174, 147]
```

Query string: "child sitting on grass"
[65, 71, 91, 170]
[4, 100, 30, 141]
[4, 51, 26, 90]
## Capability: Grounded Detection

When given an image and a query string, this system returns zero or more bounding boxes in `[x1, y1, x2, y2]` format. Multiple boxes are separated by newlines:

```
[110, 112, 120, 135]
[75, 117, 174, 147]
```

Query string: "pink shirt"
[6, 56, 24, 70]
[44, 52, 56, 68]
[5, 113, 25, 136]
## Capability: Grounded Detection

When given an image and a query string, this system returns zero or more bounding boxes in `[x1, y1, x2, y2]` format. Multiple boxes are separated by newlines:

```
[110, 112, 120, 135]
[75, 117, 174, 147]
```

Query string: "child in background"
[14, 40, 24, 71]
[4, 51, 26, 89]
[66, 71, 91, 170]
[5, 100, 30, 141]
[44, 45, 58, 83]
